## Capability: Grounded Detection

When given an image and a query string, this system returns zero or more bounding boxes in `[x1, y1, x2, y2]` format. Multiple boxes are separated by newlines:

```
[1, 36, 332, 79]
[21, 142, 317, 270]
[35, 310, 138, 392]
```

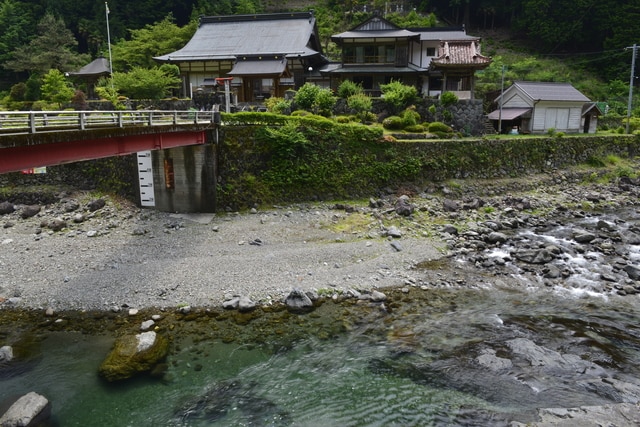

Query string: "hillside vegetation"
[0, 0, 638, 116]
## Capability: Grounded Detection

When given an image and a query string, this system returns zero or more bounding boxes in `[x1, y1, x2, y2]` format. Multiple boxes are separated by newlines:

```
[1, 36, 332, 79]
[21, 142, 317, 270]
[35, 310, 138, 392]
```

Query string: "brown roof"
[431, 40, 491, 70]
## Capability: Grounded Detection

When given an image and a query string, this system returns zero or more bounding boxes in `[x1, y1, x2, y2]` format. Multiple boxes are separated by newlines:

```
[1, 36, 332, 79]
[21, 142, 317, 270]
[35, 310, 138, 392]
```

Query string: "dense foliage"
[1, 0, 640, 112]
[218, 112, 639, 208]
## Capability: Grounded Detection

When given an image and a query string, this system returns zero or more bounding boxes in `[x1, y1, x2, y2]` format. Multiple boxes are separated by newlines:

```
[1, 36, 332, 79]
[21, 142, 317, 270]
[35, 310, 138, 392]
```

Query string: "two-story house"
[322, 15, 491, 99]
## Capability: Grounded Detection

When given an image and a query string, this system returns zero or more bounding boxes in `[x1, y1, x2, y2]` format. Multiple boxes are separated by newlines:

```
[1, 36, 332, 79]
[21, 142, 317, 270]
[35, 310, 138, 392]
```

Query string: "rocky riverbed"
[3, 164, 640, 426]
[1, 165, 640, 313]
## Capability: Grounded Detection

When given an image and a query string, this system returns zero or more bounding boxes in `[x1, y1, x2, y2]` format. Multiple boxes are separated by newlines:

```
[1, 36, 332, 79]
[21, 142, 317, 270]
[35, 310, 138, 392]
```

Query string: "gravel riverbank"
[0, 196, 443, 311]
[2, 164, 640, 312]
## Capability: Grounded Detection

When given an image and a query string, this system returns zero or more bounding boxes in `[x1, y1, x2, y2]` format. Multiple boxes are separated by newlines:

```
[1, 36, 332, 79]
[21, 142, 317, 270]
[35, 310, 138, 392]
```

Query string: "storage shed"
[488, 81, 599, 134]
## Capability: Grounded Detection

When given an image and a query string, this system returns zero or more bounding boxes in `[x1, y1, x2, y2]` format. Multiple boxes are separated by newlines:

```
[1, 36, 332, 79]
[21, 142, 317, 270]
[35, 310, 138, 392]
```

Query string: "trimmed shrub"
[314, 87, 337, 117]
[337, 80, 364, 98]
[428, 122, 453, 133]
[404, 124, 426, 133]
[293, 83, 320, 111]
[440, 91, 459, 107]
[401, 107, 421, 128]
[347, 92, 373, 123]
[382, 115, 405, 130]
[380, 80, 418, 112]
[264, 97, 291, 115]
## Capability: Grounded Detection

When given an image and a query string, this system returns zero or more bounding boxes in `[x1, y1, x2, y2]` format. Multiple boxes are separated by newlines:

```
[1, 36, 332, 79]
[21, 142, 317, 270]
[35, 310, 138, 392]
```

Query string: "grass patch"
[325, 211, 377, 235]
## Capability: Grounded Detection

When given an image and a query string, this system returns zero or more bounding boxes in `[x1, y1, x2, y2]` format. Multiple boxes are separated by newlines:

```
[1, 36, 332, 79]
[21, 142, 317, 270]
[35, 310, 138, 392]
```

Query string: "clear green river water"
[2, 284, 640, 426]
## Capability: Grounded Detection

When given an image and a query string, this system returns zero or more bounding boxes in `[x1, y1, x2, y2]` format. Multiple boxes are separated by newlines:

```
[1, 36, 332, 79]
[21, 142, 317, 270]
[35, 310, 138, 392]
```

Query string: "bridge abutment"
[147, 141, 217, 213]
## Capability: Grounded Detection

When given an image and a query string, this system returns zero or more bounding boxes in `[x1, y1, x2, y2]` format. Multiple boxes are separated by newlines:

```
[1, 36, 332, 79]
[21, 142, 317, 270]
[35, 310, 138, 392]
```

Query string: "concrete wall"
[150, 143, 217, 213]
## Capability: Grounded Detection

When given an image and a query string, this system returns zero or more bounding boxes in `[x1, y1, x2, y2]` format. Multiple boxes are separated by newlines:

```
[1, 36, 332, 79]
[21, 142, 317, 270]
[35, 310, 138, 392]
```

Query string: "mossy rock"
[98, 331, 169, 382]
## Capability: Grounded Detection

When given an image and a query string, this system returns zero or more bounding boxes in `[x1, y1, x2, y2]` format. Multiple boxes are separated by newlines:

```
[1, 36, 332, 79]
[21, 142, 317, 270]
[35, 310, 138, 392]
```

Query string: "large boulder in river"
[98, 331, 169, 382]
[0, 391, 51, 427]
[512, 248, 554, 264]
[284, 288, 314, 313]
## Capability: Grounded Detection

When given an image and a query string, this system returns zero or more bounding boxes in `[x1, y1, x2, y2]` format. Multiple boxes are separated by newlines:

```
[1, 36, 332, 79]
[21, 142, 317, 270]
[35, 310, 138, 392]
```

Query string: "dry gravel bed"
[0, 198, 442, 311]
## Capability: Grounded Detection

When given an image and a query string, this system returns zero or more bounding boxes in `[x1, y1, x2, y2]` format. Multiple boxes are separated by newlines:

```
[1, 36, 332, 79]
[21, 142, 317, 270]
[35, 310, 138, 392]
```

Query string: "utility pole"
[105, 2, 114, 88]
[498, 65, 506, 134]
[626, 44, 637, 134]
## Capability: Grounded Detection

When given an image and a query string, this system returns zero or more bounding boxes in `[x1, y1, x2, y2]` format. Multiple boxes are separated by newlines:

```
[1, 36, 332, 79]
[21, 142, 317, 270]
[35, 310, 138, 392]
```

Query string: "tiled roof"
[332, 29, 420, 41]
[69, 57, 111, 77]
[431, 40, 491, 69]
[514, 81, 590, 102]
[155, 12, 323, 62]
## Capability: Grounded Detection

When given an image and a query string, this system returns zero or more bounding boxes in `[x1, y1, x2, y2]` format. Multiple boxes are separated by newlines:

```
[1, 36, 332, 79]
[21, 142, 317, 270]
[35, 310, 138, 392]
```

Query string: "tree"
[109, 66, 181, 99]
[110, 15, 196, 71]
[4, 13, 89, 75]
[41, 69, 74, 108]
[0, 0, 34, 64]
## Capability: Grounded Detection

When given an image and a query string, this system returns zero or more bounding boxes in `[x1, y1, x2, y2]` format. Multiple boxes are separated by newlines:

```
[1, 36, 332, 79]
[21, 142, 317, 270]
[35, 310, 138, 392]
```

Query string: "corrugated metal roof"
[431, 40, 491, 68]
[414, 29, 476, 42]
[487, 108, 531, 120]
[514, 81, 591, 102]
[155, 13, 321, 61]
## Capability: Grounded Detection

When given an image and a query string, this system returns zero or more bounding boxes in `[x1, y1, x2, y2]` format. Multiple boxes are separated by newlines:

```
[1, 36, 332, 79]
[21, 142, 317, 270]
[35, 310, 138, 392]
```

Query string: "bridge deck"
[0, 110, 218, 173]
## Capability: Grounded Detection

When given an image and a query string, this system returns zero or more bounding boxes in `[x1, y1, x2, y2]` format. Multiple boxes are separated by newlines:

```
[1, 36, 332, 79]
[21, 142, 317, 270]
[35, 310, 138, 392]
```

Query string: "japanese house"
[154, 12, 327, 103]
[488, 81, 601, 134]
[322, 15, 492, 99]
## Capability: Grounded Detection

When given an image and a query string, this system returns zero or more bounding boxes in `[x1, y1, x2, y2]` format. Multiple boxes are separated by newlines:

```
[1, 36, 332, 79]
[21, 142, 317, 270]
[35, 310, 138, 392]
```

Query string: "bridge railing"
[0, 110, 219, 134]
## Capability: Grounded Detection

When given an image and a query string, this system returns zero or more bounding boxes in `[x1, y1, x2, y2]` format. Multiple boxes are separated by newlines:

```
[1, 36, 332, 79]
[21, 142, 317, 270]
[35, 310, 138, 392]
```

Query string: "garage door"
[545, 108, 570, 130]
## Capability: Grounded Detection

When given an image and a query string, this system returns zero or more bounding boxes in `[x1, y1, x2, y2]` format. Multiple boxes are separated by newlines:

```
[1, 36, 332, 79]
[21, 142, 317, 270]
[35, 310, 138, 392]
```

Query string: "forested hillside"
[0, 0, 639, 103]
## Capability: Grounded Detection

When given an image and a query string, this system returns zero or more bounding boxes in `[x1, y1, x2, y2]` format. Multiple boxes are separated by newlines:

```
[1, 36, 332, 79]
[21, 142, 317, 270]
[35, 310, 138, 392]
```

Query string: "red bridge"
[0, 110, 218, 174]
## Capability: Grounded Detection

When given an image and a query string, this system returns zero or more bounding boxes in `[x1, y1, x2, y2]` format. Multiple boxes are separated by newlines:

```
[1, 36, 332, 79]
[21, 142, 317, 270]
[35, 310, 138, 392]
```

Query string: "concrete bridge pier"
[143, 134, 217, 213]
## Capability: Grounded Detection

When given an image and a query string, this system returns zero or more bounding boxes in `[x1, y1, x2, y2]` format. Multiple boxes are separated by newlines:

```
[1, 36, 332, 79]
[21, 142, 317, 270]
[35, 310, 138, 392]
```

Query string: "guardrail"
[0, 110, 220, 134]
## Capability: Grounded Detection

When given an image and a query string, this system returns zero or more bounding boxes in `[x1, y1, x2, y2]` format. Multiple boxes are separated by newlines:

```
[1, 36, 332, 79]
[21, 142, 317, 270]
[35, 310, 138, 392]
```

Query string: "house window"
[343, 44, 397, 64]
[426, 47, 436, 57]
[385, 45, 396, 63]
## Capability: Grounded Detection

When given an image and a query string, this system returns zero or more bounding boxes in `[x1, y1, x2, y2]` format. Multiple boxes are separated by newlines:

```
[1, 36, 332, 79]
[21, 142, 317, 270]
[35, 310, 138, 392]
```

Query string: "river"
[2, 209, 640, 426]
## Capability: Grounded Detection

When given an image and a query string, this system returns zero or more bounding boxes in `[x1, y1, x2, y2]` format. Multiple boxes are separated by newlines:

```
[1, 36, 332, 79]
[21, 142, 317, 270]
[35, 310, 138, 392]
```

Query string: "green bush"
[404, 124, 426, 132]
[440, 91, 459, 107]
[428, 122, 453, 133]
[401, 106, 421, 127]
[379, 80, 418, 112]
[382, 115, 405, 130]
[293, 83, 320, 111]
[337, 80, 363, 98]
[220, 112, 288, 125]
[264, 97, 291, 115]
[347, 92, 373, 123]
[314, 87, 337, 117]
[362, 111, 377, 124]
[294, 83, 336, 116]
[334, 115, 353, 123]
